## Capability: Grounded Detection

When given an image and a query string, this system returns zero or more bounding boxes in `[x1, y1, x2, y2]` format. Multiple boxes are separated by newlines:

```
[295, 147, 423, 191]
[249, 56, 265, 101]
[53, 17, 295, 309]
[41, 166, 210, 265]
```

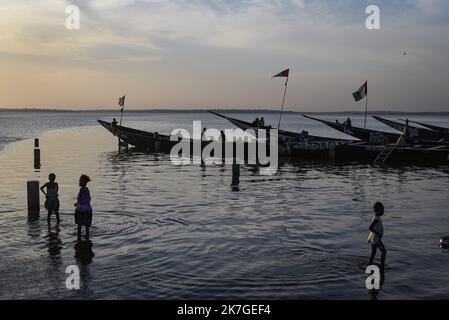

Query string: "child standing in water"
[75, 175, 92, 239]
[367, 202, 387, 270]
[40, 173, 60, 224]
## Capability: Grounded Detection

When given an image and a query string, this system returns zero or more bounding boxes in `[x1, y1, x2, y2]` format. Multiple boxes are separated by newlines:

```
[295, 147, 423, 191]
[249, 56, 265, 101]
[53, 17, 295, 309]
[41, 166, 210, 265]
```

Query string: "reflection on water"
[0, 125, 449, 299]
[27, 219, 42, 240]
[75, 240, 95, 266]
[46, 225, 62, 261]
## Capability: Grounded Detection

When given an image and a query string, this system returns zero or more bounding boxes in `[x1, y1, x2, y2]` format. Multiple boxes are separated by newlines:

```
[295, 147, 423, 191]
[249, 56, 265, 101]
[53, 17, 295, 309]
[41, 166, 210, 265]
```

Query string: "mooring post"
[255, 129, 259, 165]
[118, 138, 128, 152]
[33, 138, 41, 169]
[27, 180, 40, 219]
[231, 160, 240, 187]
[221, 130, 226, 164]
[201, 128, 206, 165]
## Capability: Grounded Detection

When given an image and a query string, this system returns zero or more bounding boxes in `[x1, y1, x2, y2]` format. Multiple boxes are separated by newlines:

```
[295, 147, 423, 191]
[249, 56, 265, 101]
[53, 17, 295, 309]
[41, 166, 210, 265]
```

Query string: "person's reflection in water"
[75, 239, 95, 266]
[368, 272, 386, 301]
[46, 225, 62, 264]
[74, 239, 95, 297]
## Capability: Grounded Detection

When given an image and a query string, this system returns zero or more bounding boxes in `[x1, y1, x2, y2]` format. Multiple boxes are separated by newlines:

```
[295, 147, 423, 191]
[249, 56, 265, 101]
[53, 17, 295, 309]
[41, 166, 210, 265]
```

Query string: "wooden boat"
[403, 119, 449, 134]
[373, 116, 449, 141]
[208, 111, 348, 142]
[302, 114, 400, 144]
[98, 120, 180, 152]
[98, 119, 336, 159]
[208, 111, 352, 154]
[98, 119, 272, 160]
[99, 120, 449, 166]
[335, 142, 449, 166]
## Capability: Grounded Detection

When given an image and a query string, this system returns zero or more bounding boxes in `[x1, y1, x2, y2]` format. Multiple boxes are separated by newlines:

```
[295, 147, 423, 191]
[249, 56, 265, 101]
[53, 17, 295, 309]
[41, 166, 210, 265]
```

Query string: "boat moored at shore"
[373, 116, 449, 142]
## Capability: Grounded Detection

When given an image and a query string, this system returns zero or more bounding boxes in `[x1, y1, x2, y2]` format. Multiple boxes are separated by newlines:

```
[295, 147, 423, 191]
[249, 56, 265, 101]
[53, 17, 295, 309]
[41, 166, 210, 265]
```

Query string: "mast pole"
[364, 80, 368, 129]
[119, 103, 124, 126]
[278, 77, 289, 129]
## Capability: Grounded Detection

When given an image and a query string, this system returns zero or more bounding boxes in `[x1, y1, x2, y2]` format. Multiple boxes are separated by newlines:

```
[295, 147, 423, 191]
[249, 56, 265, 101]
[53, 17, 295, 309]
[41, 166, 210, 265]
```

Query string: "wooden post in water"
[118, 139, 128, 151]
[255, 129, 259, 165]
[34, 138, 41, 169]
[231, 161, 240, 187]
[221, 130, 226, 164]
[27, 180, 40, 219]
[201, 128, 206, 165]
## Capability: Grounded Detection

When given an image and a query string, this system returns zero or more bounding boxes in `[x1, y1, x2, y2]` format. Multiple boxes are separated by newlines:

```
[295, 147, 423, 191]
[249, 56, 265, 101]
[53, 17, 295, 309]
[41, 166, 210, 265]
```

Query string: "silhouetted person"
[40, 173, 60, 224]
[75, 174, 92, 239]
[299, 130, 309, 144]
[259, 117, 265, 127]
[112, 118, 118, 126]
[343, 117, 352, 127]
[252, 118, 260, 126]
[367, 202, 387, 270]
[404, 119, 409, 137]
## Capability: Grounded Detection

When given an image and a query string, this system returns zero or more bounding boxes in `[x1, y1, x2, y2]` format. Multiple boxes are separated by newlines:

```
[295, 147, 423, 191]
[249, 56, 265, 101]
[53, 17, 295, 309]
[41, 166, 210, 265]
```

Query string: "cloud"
[0, 0, 448, 110]
[2, 0, 448, 60]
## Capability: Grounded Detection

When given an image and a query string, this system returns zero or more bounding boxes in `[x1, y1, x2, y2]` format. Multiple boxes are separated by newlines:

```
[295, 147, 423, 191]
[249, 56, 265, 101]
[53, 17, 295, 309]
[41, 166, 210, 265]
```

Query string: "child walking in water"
[75, 175, 92, 239]
[40, 173, 60, 224]
[367, 202, 387, 270]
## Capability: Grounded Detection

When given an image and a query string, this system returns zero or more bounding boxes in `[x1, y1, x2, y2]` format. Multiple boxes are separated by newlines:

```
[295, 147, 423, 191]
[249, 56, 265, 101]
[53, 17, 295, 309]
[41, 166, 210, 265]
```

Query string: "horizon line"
[0, 108, 449, 115]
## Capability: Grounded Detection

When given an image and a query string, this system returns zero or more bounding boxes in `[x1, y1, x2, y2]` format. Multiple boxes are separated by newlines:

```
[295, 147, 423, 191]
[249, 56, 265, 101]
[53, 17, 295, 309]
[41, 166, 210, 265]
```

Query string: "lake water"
[0, 111, 448, 299]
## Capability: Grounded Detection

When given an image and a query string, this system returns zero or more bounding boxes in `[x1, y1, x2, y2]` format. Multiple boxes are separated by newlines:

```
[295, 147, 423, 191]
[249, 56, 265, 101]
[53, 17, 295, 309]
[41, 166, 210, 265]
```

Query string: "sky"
[0, 0, 448, 111]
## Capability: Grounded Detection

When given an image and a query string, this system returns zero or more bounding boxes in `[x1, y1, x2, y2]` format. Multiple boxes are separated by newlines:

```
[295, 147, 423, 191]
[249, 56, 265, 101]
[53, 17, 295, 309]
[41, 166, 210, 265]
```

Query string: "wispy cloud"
[0, 0, 448, 110]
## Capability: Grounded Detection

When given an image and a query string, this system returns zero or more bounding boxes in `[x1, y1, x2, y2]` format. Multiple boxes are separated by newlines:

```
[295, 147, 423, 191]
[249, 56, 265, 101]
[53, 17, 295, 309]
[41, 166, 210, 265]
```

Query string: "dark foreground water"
[0, 111, 448, 299]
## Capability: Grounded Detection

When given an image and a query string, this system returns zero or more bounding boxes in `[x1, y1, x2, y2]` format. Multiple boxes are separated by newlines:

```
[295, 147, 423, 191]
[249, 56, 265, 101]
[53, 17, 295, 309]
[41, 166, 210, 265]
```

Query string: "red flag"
[272, 69, 289, 78]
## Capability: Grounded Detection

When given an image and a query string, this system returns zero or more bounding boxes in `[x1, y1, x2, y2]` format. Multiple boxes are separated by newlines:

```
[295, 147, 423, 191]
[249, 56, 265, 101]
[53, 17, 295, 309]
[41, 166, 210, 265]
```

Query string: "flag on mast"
[272, 69, 290, 78]
[352, 81, 367, 102]
[272, 68, 290, 129]
[118, 95, 126, 108]
[118, 95, 126, 126]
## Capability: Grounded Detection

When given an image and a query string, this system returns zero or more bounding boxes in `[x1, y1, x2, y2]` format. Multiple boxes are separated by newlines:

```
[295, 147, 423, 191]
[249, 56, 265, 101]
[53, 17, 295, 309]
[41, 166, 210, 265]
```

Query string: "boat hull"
[98, 120, 334, 159]
[302, 114, 400, 144]
[373, 116, 449, 141]
[335, 143, 449, 165]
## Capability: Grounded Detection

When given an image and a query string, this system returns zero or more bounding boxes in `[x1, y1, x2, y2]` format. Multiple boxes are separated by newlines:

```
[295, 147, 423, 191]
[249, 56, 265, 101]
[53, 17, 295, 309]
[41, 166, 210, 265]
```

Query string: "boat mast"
[278, 76, 289, 129]
[364, 80, 368, 129]
[119, 95, 125, 126]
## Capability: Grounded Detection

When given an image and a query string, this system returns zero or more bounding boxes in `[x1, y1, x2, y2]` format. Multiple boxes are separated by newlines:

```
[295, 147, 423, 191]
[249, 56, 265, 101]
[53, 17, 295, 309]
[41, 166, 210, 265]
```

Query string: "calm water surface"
[0, 111, 448, 299]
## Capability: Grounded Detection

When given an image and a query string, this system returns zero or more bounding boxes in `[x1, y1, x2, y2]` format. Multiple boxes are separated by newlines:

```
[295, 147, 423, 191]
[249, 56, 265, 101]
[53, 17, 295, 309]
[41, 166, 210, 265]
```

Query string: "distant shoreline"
[0, 108, 448, 115]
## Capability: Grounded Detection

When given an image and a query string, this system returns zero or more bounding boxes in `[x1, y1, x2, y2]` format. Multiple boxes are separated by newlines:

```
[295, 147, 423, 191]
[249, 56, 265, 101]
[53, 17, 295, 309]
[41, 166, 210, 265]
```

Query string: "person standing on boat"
[367, 202, 387, 270]
[252, 118, 260, 127]
[40, 173, 60, 224]
[343, 118, 352, 127]
[75, 175, 93, 239]
[259, 117, 265, 128]
[112, 118, 118, 136]
[299, 130, 309, 144]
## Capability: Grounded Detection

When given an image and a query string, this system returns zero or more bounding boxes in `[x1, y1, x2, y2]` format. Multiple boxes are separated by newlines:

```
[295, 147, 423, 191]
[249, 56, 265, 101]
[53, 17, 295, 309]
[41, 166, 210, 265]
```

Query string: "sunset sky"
[0, 0, 448, 111]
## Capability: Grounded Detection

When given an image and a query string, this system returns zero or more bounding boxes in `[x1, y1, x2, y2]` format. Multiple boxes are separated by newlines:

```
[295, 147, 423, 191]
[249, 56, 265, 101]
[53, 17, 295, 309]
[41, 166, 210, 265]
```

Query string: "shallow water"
[0, 112, 449, 299]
